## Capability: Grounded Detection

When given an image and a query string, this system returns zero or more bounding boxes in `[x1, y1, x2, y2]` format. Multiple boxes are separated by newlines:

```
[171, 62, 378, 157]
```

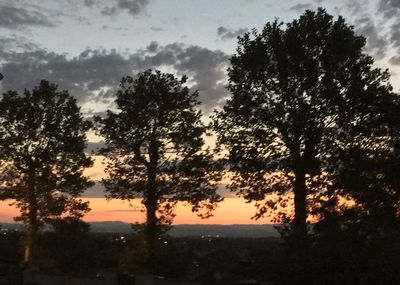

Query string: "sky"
[1, 0, 400, 224]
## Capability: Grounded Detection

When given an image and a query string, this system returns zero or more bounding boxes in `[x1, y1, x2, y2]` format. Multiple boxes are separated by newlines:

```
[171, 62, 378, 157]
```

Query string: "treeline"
[1, 8, 400, 284]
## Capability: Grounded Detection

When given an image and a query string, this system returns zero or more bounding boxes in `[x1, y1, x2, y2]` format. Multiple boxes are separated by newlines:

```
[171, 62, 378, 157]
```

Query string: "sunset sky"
[1, 0, 400, 224]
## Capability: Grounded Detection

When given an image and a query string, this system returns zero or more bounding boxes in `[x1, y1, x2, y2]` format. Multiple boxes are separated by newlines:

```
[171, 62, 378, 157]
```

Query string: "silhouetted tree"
[305, 91, 400, 285]
[96, 69, 221, 270]
[0, 80, 93, 263]
[213, 8, 399, 242]
[40, 217, 93, 273]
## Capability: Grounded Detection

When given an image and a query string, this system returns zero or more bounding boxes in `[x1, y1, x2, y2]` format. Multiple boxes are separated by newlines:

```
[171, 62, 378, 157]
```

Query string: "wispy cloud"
[98, 0, 152, 17]
[217, 26, 248, 41]
[0, 4, 55, 30]
[290, 3, 313, 11]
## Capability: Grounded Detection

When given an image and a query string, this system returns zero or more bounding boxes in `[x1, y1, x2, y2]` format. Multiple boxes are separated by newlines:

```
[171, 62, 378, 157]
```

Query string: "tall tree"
[41, 217, 93, 273]
[96, 69, 221, 268]
[213, 9, 399, 241]
[0, 80, 93, 263]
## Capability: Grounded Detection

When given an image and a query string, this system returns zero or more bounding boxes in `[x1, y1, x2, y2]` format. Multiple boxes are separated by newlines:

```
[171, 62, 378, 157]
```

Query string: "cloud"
[389, 22, 400, 48]
[140, 43, 230, 111]
[150, 26, 162, 31]
[81, 182, 234, 198]
[289, 3, 313, 11]
[0, 35, 39, 55]
[174, 46, 230, 110]
[102, 209, 142, 213]
[81, 182, 107, 198]
[101, 6, 118, 16]
[100, 0, 151, 17]
[0, 41, 229, 113]
[378, 0, 400, 19]
[85, 142, 107, 153]
[216, 185, 235, 198]
[1, 48, 136, 104]
[117, 0, 150, 16]
[146, 41, 159, 53]
[374, 1, 400, 53]
[389, 56, 400, 65]
[332, 0, 391, 59]
[84, 0, 95, 7]
[217, 26, 249, 41]
[0, 4, 54, 30]
[342, 0, 368, 16]
[354, 17, 388, 59]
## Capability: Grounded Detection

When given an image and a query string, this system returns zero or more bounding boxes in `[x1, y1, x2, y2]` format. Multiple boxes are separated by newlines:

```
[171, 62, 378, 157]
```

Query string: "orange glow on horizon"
[0, 155, 279, 225]
[0, 198, 270, 225]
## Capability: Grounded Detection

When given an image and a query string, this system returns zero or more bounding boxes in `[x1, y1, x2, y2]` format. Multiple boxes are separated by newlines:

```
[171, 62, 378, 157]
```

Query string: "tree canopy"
[0, 80, 93, 262]
[96, 69, 222, 267]
[213, 8, 400, 239]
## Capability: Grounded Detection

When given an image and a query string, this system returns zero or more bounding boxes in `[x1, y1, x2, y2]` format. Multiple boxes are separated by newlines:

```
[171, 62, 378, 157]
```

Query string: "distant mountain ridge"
[88, 222, 279, 237]
[0, 222, 279, 238]
[169, 224, 279, 238]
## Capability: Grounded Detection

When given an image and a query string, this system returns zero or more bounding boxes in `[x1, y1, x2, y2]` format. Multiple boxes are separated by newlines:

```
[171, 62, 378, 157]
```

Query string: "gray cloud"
[101, 7, 117, 16]
[0, 35, 39, 54]
[289, 3, 313, 11]
[81, 182, 107, 198]
[343, 0, 368, 16]
[389, 55, 400, 65]
[355, 17, 388, 59]
[85, 141, 107, 153]
[217, 184, 235, 198]
[117, 0, 150, 16]
[378, 0, 400, 19]
[150, 26, 162, 31]
[0, 4, 54, 30]
[101, 6, 118, 16]
[374, 1, 400, 54]
[146, 41, 159, 53]
[81, 182, 233, 198]
[174, 46, 229, 110]
[0, 41, 229, 113]
[100, 0, 151, 17]
[140, 43, 230, 111]
[84, 0, 95, 7]
[331, 0, 394, 59]
[217, 26, 249, 41]
[389, 22, 400, 48]
[1, 48, 137, 104]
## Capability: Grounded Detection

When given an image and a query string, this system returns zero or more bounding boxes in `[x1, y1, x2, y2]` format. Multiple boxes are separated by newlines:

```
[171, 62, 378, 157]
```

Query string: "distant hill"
[0, 223, 23, 231]
[169, 224, 279, 238]
[0, 222, 279, 238]
[89, 222, 279, 237]
[89, 221, 132, 233]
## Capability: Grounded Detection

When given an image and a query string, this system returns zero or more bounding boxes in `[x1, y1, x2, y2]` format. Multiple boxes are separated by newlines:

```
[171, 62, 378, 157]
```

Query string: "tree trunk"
[144, 168, 158, 269]
[291, 165, 309, 275]
[24, 166, 38, 264]
[293, 168, 307, 239]
[144, 138, 160, 271]
[24, 223, 38, 264]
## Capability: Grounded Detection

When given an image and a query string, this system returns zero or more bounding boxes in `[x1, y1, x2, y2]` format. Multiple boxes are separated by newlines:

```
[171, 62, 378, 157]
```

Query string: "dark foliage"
[95, 69, 222, 269]
[0, 80, 93, 263]
[213, 8, 400, 242]
[38, 218, 93, 273]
